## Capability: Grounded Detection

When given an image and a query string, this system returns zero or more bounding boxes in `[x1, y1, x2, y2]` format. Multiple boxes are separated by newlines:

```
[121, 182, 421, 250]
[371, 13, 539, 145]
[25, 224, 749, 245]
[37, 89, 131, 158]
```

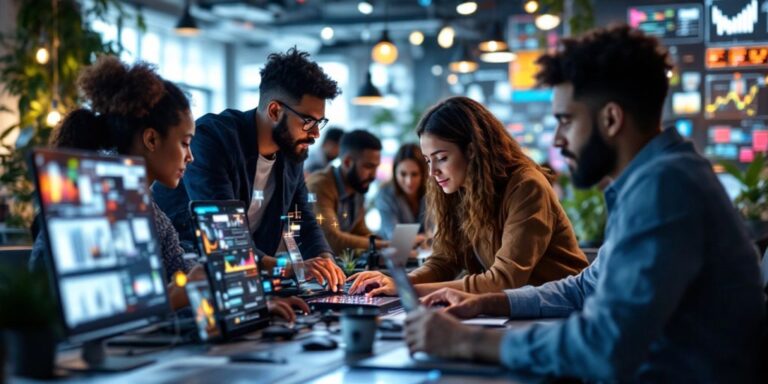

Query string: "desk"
[10, 319, 549, 384]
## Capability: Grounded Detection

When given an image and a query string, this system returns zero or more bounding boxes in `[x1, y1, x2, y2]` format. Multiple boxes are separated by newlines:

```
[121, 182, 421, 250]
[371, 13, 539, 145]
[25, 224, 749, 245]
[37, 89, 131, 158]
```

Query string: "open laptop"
[302, 224, 420, 313]
[354, 251, 505, 375]
[189, 200, 270, 339]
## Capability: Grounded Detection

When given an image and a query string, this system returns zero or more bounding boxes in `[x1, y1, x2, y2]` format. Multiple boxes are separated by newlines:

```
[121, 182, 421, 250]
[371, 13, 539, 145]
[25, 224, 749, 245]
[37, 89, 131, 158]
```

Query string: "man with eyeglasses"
[153, 48, 347, 291]
[307, 130, 390, 254]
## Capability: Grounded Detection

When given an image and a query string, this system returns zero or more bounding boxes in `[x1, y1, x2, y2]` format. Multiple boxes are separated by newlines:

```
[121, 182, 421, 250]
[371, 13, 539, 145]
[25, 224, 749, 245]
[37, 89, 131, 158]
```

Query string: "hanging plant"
[0, 0, 142, 229]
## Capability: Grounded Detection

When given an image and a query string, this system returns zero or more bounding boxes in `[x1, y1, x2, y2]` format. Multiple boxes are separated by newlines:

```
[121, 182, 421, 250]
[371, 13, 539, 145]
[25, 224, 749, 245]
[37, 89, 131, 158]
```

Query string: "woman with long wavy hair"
[349, 96, 588, 296]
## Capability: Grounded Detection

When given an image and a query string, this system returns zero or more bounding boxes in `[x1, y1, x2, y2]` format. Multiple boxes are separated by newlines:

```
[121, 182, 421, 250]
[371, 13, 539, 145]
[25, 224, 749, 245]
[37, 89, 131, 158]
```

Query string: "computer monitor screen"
[30, 148, 170, 343]
[190, 201, 268, 336]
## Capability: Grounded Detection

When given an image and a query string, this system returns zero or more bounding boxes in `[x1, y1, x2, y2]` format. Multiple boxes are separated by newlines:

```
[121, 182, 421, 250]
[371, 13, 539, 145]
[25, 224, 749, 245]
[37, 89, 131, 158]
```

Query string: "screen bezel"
[29, 148, 171, 343]
[189, 200, 270, 338]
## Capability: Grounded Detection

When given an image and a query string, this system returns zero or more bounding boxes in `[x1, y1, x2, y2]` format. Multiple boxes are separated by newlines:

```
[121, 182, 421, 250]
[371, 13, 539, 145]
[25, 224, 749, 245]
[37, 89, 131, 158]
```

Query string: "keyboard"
[307, 295, 394, 306]
[305, 294, 400, 312]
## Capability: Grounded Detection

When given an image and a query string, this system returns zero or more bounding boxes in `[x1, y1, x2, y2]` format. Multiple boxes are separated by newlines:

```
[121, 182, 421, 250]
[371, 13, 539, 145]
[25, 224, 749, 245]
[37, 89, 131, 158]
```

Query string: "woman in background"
[375, 143, 429, 240]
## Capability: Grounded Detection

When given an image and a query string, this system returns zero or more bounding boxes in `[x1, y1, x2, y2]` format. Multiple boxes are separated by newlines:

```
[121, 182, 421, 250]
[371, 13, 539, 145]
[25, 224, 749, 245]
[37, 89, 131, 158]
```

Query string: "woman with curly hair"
[350, 96, 588, 296]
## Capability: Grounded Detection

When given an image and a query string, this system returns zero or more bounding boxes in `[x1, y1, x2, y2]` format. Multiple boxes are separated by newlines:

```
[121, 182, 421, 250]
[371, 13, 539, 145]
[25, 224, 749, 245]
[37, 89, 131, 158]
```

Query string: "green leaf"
[744, 152, 765, 188]
[720, 161, 746, 185]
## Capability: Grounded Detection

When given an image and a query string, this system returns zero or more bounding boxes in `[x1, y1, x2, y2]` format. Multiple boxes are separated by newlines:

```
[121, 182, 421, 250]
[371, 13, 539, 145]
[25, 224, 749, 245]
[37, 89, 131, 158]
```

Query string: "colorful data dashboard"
[623, 1, 768, 164]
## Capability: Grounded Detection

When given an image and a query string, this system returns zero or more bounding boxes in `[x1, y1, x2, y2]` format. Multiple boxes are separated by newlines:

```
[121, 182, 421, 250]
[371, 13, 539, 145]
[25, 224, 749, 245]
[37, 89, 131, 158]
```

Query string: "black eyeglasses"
[276, 101, 329, 131]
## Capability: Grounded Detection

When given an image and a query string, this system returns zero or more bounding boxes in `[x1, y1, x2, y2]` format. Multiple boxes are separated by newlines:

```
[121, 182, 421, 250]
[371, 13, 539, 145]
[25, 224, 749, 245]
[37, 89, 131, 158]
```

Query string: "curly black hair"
[52, 55, 190, 154]
[258, 47, 341, 109]
[535, 24, 673, 129]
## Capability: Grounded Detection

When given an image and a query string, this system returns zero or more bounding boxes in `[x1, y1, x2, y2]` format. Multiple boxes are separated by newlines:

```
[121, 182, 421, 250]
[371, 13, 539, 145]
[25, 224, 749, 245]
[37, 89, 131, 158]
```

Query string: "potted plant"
[560, 176, 607, 249]
[720, 152, 768, 241]
[0, 265, 59, 379]
[336, 248, 362, 276]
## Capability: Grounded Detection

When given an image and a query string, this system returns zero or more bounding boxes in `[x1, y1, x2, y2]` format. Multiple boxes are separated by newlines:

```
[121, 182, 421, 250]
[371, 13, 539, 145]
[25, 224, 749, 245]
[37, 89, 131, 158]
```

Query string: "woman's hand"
[347, 270, 397, 296]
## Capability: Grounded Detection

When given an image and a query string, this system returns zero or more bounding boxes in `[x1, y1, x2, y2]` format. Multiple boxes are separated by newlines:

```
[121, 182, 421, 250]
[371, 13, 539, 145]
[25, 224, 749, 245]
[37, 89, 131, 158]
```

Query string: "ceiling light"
[479, 21, 508, 52]
[372, 30, 398, 65]
[353, 71, 384, 105]
[449, 43, 478, 73]
[175, 1, 200, 36]
[431, 65, 443, 76]
[480, 49, 516, 63]
[437, 25, 455, 49]
[456, 2, 477, 15]
[535, 14, 561, 30]
[358, 1, 374, 15]
[447, 73, 459, 85]
[409, 30, 425, 46]
[321, 26, 334, 41]
[524, 0, 539, 14]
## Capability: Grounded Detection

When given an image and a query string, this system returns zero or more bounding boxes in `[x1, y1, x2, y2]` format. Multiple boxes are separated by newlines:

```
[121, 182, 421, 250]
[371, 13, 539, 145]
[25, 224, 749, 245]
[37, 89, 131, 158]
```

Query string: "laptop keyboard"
[307, 295, 394, 306]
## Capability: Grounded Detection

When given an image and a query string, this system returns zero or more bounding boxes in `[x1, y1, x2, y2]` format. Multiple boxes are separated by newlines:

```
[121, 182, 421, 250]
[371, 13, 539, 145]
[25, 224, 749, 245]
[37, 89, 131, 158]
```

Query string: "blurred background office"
[1, 0, 767, 252]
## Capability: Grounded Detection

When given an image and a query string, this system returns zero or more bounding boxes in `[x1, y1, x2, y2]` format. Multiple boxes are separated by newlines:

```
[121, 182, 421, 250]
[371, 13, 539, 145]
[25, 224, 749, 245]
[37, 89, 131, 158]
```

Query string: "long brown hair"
[416, 96, 548, 261]
[392, 143, 427, 200]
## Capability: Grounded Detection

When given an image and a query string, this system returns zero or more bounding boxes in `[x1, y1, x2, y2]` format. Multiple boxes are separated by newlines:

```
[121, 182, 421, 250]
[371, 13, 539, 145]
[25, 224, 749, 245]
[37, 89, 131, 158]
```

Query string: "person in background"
[349, 96, 588, 297]
[41, 56, 307, 319]
[404, 25, 765, 382]
[306, 130, 389, 254]
[152, 48, 346, 292]
[304, 127, 344, 176]
[375, 143, 429, 241]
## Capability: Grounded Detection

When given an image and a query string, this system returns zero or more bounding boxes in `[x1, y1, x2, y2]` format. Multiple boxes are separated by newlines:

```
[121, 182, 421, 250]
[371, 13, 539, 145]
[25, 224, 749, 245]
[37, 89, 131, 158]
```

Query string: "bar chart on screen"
[707, 0, 768, 44]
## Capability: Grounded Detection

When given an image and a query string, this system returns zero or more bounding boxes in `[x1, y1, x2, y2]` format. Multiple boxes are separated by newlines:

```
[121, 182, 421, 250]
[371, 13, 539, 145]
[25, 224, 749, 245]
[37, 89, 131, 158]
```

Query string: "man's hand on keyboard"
[347, 271, 397, 297]
[305, 253, 346, 292]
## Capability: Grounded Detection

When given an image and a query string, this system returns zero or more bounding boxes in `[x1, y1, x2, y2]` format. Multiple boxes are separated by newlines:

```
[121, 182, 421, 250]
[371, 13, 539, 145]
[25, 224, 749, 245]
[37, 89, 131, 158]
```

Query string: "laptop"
[302, 224, 420, 313]
[354, 251, 505, 375]
[189, 200, 270, 339]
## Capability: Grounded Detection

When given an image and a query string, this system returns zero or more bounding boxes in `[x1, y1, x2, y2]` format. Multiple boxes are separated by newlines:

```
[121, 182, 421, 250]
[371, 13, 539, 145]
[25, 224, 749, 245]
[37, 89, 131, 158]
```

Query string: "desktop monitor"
[190, 200, 269, 338]
[30, 148, 170, 369]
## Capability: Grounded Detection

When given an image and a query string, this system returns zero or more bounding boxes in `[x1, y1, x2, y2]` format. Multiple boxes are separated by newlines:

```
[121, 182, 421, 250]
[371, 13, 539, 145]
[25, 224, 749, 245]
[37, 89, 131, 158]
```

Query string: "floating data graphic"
[224, 251, 257, 273]
[707, 0, 768, 43]
[712, 0, 758, 36]
[706, 46, 768, 69]
[704, 121, 768, 162]
[628, 4, 702, 43]
[705, 73, 768, 119]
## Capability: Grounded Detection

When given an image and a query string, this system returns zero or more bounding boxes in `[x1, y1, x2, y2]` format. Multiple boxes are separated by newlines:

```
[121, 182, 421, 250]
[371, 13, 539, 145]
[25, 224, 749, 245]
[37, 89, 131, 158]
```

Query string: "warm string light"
[35, 47, 50, 64]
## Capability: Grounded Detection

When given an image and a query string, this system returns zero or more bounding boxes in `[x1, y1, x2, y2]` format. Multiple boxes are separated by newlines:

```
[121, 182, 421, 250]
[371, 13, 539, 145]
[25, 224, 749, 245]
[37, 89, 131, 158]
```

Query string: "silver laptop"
[356, 251, 504, 375]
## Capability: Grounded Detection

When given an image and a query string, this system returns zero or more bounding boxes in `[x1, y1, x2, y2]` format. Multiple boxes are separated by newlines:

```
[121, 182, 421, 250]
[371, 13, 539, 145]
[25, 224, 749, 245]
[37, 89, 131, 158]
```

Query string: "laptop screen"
[383, 251, 420, 312]
[191, 201, 268, 336]
[31, 148, 169, 342]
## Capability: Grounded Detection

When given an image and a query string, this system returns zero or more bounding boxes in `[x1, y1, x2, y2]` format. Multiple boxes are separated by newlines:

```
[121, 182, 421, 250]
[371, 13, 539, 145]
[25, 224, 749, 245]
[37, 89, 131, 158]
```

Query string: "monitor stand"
[60, 340, 155, 372]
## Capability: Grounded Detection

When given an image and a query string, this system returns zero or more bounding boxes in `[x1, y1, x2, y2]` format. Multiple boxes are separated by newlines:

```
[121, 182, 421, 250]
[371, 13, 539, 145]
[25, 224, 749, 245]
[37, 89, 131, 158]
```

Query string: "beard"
[562, 119, 617, 189]
[347, 163, 374, 194]
[272, 116, 315, 163]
